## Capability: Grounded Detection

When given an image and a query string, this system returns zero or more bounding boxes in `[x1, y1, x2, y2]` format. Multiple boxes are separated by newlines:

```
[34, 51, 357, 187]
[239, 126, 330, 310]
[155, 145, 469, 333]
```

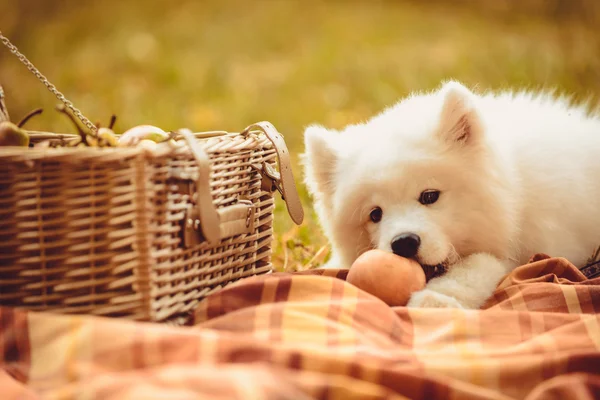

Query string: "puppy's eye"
[369, 207, 383, 223]
[419, 190, 440, 205]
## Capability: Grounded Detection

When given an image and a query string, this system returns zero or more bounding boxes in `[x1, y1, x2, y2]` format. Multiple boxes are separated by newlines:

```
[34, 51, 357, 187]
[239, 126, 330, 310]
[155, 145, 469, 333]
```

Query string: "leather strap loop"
[242, 122, 304, 225]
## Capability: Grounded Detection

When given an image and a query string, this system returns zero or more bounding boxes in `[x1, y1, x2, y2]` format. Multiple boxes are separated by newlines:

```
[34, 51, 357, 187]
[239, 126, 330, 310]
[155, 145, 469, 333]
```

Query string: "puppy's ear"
[302, 125, 339, 200]
[437, 80, 483, 145]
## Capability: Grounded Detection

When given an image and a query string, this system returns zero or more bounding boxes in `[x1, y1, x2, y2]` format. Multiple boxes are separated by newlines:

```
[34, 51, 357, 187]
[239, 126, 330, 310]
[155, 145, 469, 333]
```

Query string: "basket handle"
[241, 122, 304, 225]
[180, 131, 254, 245]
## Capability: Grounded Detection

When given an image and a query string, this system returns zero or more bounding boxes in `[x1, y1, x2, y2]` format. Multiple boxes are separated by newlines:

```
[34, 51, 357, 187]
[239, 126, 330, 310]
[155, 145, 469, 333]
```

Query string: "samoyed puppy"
[302, 80, 600, 309]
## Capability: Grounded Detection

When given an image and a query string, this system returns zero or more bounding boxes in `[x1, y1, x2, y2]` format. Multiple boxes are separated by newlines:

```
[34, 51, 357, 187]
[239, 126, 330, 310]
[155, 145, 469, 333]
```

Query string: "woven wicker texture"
[0, 130, 278, 322]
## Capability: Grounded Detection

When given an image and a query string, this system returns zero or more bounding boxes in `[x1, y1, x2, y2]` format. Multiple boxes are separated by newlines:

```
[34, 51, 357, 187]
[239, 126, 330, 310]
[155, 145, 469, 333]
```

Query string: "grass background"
[2, 0, 599, 271]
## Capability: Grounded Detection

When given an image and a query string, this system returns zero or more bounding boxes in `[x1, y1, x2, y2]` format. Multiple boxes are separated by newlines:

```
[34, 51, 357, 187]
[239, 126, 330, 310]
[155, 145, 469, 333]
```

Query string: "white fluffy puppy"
[302, 80, 600, 309]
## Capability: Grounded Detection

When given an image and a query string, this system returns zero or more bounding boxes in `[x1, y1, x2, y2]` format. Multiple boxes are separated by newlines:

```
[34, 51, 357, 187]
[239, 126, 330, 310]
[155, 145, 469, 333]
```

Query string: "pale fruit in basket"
[118, 125, 168, 146]
[97, 127, 119, 147]
[137, 139, 158, 151]
[0, 121, 30, 147]
[0, 108, 43, 147]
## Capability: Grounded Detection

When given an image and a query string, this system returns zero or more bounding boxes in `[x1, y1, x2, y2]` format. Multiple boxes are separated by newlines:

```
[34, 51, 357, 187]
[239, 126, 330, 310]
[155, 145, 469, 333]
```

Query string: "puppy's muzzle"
[391, 233, 421, 258]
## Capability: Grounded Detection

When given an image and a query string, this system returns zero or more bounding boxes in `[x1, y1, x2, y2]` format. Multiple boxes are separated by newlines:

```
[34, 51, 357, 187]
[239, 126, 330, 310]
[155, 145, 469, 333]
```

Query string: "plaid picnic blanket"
[2, 254, 599, 400]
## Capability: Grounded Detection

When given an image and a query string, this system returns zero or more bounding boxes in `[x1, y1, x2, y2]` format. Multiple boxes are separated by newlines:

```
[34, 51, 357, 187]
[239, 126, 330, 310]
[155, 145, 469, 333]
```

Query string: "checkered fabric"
[2, 254, 599, 399]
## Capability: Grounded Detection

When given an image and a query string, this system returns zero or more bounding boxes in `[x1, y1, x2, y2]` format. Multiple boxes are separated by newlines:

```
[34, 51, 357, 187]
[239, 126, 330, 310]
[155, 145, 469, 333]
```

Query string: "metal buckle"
[252, 162, 285, 199]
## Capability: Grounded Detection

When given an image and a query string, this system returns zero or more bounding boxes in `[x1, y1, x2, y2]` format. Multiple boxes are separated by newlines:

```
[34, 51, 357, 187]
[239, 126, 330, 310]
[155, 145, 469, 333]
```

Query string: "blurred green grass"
[2, 0, 599, 271]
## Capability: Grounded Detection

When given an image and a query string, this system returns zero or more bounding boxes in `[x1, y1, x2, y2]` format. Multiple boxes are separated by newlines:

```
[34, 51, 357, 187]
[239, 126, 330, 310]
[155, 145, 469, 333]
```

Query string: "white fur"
[302, 80, 600, 309]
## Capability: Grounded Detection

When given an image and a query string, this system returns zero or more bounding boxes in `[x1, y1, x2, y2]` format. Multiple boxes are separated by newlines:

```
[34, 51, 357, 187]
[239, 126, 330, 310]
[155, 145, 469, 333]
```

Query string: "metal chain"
[0, 30, 98, 133]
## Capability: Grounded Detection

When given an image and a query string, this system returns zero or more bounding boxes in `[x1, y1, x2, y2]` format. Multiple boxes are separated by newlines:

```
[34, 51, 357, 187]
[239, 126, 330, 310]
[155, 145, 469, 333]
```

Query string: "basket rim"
[23, 129, 252, 141]
[0, 129, 275, 159]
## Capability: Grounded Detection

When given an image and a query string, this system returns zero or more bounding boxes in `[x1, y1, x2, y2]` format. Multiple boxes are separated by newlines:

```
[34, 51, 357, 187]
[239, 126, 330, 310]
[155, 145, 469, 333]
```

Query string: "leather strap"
[183, 200, 254, 248]
[181, 131, 221, 244]
[242, 122, 304, 225]
[217, 200, 255, 238]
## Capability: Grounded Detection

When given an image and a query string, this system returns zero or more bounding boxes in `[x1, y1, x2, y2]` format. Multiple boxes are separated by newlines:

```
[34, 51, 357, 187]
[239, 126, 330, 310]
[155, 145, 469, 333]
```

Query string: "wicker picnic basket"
[0, 122, 304, 322]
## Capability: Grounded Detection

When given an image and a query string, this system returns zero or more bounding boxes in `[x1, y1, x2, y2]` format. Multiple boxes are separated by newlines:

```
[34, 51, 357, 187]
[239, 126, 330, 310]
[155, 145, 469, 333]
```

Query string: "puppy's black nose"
[391, 233, 421, 258]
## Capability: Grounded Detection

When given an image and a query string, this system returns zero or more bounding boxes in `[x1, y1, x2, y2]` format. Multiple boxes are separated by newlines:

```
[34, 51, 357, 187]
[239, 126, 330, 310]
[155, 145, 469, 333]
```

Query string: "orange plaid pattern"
[2, 254, 599, 399]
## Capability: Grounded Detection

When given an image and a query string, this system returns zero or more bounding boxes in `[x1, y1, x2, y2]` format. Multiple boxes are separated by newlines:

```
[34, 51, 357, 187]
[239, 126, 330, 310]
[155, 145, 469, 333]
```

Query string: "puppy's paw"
[406, 289, 465, 309]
